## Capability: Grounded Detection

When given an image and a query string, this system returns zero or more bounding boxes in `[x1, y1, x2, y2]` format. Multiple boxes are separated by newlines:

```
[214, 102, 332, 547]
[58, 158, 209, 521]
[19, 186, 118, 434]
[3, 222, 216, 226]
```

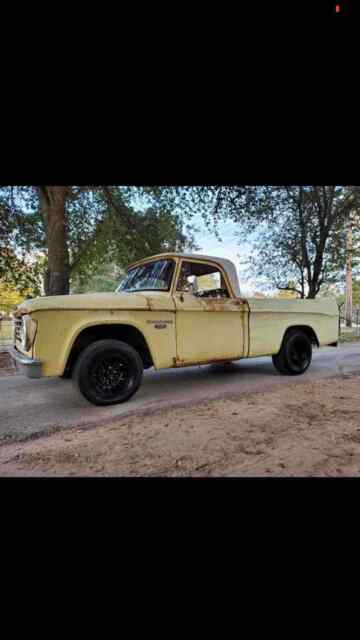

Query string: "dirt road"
[1, 344, 360, 443]
[1, 373, 360, 476]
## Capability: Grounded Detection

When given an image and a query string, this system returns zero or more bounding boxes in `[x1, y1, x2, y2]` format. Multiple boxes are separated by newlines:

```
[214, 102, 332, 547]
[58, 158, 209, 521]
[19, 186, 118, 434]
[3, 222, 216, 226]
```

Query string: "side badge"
[147, 320, 173, 329]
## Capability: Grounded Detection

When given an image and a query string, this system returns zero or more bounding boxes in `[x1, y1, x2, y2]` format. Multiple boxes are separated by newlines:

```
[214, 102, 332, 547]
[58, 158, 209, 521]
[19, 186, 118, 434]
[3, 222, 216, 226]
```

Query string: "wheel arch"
[63, 322, 154, 375]
[281, 325, 320, 349]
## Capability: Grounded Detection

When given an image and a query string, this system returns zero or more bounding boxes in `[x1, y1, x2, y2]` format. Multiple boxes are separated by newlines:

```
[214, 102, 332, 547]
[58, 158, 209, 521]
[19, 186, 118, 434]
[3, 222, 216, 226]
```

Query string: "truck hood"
[14, 291, 175, 316]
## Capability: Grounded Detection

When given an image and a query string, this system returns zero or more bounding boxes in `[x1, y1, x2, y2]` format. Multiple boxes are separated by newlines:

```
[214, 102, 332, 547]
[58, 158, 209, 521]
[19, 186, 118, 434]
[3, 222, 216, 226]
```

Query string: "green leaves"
[147, 186, 360, 299]
[3, 184, 359, 300]
[0, 186, 199, 296]
[69, 192, 198, 291]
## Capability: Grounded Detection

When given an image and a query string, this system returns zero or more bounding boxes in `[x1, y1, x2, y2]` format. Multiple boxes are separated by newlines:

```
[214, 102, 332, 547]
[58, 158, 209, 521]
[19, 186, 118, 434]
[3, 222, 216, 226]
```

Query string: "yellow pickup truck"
[11, 253, 339, 405]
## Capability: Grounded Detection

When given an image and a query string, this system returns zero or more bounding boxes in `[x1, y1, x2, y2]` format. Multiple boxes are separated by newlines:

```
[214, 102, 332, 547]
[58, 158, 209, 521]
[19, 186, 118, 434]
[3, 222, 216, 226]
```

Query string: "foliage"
[0, 186, 198, 296]
[71, 263, 123, 294]
[325, 206, 360, 284]
[3, 184, 360, 300]
[0, 248, 43, 297]
[69, 190, 199, 291]
[0, 280, 24, 307]
[215, 186, 360, 298]
[334, 280, 360, 308]
[142, 186, 360, 298]
[0, 187, 44, 295]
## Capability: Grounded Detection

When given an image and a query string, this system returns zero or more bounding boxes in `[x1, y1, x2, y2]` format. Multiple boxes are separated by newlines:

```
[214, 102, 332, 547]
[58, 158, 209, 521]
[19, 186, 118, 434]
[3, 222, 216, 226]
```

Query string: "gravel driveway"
[1, 373, 360, 476]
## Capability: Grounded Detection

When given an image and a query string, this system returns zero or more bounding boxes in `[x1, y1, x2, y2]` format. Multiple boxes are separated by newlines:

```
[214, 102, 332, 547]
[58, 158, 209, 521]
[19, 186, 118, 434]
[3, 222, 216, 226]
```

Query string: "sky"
[189, 214, 259, 296]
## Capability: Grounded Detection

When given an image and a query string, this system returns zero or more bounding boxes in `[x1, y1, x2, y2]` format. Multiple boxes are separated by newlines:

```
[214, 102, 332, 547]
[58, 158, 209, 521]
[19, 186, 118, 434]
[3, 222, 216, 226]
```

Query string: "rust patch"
[200, 298, 247, 312]
[173, 355, 242, 368]
[202, 299, 226, 312]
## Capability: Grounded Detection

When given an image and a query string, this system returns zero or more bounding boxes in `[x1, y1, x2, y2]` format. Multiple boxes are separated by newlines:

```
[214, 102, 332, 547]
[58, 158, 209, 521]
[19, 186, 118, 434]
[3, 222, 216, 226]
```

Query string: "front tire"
[73, 339, 143, 406]
[272, 330, 312, 376]
[59, 368, 72, 379]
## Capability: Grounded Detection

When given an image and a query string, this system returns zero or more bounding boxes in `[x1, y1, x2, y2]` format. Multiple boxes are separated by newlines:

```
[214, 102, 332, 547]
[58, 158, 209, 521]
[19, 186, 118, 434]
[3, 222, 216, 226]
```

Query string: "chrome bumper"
[10, 346, 42, 379]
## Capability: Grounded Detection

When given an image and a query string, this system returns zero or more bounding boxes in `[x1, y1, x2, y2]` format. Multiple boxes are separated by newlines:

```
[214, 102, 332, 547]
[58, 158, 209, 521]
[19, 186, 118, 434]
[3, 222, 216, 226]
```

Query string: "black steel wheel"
[73, 339, 143, 406]
[272, 330, 312, 376]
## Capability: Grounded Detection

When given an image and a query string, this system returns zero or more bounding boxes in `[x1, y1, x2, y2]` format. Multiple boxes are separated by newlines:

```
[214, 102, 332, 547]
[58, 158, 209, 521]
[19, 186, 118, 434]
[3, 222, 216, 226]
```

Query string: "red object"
[335, 4, 340, 12]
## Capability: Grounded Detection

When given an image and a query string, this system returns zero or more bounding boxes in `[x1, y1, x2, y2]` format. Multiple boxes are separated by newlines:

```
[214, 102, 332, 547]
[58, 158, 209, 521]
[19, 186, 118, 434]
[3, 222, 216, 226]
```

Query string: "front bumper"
[10, 346, 42, 379]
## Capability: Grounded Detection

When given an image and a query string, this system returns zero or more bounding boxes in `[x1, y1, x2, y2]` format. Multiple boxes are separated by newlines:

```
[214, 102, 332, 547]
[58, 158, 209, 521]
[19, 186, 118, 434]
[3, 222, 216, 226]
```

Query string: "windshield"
[116, 259, 175, 292]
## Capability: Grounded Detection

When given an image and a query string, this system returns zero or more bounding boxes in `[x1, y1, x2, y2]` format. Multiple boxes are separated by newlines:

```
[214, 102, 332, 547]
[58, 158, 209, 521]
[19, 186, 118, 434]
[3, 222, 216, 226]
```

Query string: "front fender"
[33, 309, 176, 376]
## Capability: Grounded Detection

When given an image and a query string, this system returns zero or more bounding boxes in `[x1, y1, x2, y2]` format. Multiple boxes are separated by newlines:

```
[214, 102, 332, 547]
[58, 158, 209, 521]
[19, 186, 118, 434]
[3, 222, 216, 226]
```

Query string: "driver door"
[173, 259, 247, 365]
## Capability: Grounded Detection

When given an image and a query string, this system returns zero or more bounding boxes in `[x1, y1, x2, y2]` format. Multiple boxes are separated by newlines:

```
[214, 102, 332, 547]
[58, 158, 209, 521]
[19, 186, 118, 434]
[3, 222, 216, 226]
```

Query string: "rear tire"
[73, 339, 143, 406]
[272, 330, 312, 376]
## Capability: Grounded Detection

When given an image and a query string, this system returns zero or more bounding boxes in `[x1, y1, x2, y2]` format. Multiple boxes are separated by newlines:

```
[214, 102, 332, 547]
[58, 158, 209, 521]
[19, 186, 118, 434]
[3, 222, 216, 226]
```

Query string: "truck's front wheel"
[73, 339, 143, 406]
[272, 330, 312, 376]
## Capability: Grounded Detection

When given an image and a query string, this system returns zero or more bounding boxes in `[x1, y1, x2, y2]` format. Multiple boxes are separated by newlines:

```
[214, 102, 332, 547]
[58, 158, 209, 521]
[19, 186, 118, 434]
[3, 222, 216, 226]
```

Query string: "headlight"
[20, 315, 38, 351]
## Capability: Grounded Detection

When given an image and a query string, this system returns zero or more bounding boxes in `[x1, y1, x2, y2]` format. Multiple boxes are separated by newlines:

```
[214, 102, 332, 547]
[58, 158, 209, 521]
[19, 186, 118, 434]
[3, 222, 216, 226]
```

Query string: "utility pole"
[345, 214, 353, 328]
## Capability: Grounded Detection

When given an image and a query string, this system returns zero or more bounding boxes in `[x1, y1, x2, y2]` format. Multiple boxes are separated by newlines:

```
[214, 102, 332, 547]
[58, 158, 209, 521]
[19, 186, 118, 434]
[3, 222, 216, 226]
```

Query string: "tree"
[0, 186, 68, 295]
[335, 280, 360, 308]
[0, 280, 25, 310]
[4, 184, 360, 300]
[70, 203, 198, 292]
[38, 187, 71, 295]
[217, 186, 360, 298]
[0, 248, 43, 298]
[343, 205, 360, 327]
[0, 186, 198, 297]
[70, 262, 123, 294]
[142, 186, 360, 298]
[353, 280, 360, 307]
[345, 216, 353, 327]
[324, 192, 360, 324]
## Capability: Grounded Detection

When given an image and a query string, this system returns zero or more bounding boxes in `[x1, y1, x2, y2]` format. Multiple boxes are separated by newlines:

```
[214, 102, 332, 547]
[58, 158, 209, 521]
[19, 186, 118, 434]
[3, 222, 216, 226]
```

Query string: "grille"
[14, 318, 23, 343]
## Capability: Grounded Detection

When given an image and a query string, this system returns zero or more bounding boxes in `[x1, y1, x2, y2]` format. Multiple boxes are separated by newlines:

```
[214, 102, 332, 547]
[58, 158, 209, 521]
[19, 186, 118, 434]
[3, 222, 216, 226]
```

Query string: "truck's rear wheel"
[272, 330, 312, 376]
[73, 339, 143, 406]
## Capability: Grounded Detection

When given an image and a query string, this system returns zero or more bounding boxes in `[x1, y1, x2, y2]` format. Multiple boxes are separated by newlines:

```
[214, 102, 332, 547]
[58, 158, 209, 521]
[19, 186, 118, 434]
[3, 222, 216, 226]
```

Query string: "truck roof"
[128, 252, 241, 297]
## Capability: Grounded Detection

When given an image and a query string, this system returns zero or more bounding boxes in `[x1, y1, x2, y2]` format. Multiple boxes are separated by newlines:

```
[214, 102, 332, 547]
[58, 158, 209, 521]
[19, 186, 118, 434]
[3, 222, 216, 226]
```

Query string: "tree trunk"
[39, 187, 70, 296]
[345, 219, 353, 328]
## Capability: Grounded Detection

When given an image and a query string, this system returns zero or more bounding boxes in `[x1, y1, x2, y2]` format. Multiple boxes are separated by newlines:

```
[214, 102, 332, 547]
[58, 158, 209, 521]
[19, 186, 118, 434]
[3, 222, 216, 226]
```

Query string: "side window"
[176, 261, 230, 298]
[197, 272, 221, 291]
[176, 262, 195, 292]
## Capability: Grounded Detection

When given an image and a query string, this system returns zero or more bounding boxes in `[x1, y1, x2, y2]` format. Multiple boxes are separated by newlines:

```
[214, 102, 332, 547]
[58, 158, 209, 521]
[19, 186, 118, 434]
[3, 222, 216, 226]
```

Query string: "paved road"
[1, 343, 360, 442]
